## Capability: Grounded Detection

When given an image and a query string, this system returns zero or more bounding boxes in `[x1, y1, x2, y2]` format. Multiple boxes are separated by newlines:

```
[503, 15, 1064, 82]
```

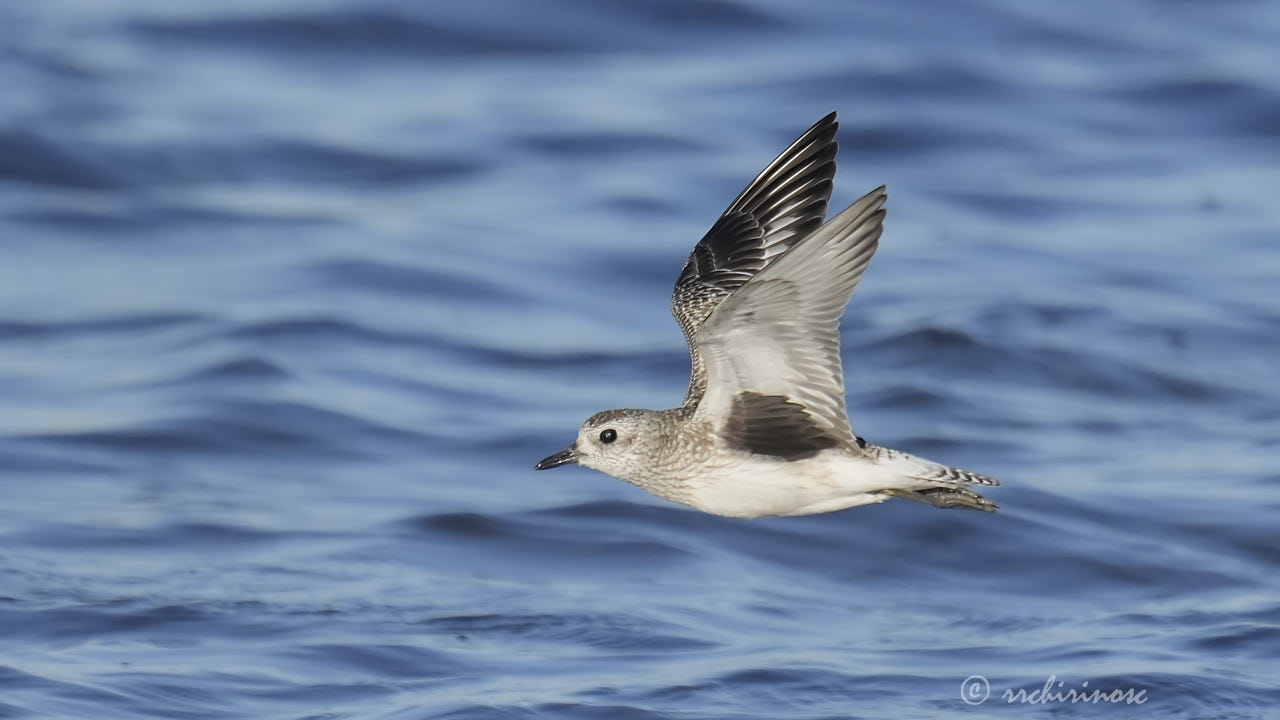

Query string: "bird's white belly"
[682, 451, 896, 518]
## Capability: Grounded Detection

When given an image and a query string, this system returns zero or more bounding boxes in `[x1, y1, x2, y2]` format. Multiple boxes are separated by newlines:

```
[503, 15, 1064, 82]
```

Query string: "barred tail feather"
[910, 463, 1000, 488]
[866, 443, 1000, 512]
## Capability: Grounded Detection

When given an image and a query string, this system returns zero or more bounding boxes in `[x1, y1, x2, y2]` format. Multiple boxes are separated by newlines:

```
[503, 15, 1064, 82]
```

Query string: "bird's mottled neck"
[611, 406, 711, 506]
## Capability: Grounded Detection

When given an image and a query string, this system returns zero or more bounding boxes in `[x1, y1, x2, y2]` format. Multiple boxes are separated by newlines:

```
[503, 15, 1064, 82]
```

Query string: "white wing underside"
[693, 186, 887, 445]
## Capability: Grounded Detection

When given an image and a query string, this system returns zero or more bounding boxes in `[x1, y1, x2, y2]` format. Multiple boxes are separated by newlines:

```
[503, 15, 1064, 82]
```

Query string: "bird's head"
[534, 408, 663, 480]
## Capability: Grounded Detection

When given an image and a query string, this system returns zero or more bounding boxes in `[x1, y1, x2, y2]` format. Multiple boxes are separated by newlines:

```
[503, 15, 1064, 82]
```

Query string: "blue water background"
[2, 1, 1279, 718]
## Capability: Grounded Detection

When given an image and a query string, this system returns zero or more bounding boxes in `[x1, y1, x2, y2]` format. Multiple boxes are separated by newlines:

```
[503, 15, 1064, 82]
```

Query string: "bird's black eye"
[599, 429, 617, 443]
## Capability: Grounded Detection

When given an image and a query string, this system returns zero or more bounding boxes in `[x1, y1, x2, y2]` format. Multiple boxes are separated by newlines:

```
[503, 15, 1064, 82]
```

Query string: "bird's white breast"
[681, 449, 895, 518]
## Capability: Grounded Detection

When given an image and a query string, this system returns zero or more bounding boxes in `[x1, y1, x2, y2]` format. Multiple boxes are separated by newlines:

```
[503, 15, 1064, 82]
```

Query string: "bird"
[534, 112, 999, 518]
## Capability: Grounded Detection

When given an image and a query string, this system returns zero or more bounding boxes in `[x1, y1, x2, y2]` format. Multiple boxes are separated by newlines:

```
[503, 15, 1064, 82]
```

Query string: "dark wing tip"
[791, 112, 839, 164]
[815, 110, 838, 132]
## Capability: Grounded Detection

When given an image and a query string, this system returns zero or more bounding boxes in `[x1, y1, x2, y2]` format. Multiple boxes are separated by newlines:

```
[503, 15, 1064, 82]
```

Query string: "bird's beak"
[534, 447, 579, 471]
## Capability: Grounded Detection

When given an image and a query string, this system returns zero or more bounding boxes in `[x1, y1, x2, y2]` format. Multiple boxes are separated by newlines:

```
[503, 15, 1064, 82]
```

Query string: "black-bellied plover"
[535, 112, 999, 517]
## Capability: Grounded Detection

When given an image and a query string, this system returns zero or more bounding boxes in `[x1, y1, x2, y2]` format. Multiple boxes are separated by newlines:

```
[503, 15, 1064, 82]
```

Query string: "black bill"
[534, 447, 579, 471]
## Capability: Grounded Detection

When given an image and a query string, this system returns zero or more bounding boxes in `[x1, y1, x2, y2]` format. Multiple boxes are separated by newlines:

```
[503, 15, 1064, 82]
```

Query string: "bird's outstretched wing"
[692, 186, 887, 455]
[672, 112, 839, 406]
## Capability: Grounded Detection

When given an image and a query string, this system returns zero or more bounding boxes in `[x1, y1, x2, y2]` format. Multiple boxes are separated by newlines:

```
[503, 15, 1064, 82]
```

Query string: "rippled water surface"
[3, 1, 1279, 718]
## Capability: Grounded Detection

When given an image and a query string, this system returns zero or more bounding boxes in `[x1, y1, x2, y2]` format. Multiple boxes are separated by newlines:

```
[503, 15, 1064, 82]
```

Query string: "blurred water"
[2, 1, 1279, 718]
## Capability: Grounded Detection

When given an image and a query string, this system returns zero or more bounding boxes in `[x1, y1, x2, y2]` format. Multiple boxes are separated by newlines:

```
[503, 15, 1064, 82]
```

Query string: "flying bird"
[536, 112, 999, 517]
